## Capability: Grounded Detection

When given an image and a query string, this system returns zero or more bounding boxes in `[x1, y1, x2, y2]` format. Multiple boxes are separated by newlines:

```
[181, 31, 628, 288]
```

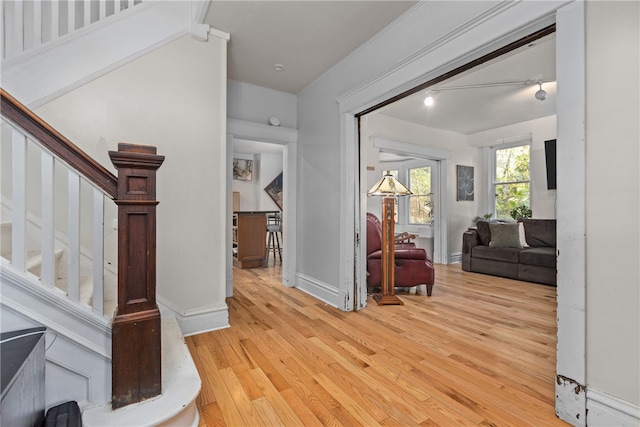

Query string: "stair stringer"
[1, 0, 192, 109]
[0, 260, 112, 410]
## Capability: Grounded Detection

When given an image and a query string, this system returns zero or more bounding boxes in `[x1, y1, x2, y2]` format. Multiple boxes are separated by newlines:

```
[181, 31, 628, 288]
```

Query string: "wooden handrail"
[0, 89, 118, 198]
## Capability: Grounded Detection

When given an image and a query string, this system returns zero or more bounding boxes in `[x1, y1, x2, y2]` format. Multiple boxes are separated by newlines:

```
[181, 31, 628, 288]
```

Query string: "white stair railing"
[1, 0, 144, 62]
[1, 115, 114, 317]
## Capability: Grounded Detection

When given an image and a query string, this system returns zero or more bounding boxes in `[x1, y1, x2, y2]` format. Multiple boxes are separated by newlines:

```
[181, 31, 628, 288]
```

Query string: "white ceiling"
[374, 33, 557, 135]
[206, 1, 418, 94]
[208, 1, 556, 138]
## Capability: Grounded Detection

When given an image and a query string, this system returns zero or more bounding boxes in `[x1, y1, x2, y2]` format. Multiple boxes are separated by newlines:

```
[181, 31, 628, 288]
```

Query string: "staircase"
[1, 0, 193, 108]
[1, 1, 202, 424]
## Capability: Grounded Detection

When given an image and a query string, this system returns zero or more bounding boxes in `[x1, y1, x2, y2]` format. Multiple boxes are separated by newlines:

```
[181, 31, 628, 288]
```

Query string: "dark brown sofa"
[462, 219, 556, 286]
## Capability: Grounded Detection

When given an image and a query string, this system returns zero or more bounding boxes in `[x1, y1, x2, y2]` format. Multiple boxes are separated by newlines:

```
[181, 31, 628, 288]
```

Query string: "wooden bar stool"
[265, 212, 282, 266]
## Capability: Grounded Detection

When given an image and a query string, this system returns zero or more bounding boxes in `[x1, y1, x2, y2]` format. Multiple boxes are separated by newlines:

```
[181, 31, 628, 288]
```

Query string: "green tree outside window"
[494, 145, 530, 218]
[409, 167, 433, 224]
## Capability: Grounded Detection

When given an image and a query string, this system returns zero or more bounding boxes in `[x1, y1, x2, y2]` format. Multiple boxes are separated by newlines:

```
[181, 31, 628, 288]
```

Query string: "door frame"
[225, 120, 298, 297]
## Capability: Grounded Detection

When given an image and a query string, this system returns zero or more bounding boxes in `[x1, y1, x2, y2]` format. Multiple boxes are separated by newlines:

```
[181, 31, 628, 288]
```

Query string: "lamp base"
[373, 293, 404, 306]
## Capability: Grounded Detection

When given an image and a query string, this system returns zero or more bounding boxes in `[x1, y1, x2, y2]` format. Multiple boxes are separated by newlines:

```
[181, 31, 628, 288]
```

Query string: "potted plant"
[510, 204, 532, 220]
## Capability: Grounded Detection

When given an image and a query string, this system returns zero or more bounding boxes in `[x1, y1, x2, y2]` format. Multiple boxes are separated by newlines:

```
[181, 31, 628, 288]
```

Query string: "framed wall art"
[457, 165, 474, 201]
[264, 172, 283, 210]
[233, 158, 253, 181]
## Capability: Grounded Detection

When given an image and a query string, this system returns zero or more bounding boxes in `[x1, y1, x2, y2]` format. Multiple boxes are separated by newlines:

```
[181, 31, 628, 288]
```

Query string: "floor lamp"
[368, 171, 412, 306]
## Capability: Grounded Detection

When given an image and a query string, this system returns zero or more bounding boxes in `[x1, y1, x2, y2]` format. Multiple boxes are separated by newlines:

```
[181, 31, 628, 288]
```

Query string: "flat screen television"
[545, 139, 557, 190]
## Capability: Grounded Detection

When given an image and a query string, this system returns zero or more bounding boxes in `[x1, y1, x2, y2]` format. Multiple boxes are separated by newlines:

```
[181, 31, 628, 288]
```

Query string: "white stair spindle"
[67, 0, 76, 34]
[50, 0, 59, 41]
[99, 0, 106, 20]
[84, 0, 92, 26]
[0, 2, 4, 60]
[33, 1, 43, 49]
[11, 129, 27, 272]
[22, 0, 33, 51]
[5, 1, 24, 59]
[67, 170, 81, 301]
[41, 150, 56, 287]
[92, 189, 105, 315]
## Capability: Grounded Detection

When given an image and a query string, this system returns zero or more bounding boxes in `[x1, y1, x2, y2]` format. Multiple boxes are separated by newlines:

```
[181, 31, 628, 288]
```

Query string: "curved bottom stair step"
[83, 317, 201, 427]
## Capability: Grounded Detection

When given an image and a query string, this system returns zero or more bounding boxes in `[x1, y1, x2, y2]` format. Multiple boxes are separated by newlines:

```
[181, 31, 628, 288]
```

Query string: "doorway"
[355, 26, 557, 309]
[339, 3, 585, 422]
[225, 126, 298, 298]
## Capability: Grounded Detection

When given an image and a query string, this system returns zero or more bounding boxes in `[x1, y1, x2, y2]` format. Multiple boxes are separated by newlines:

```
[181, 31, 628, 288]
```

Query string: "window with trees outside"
[493, 144, 530, 219]
[408, 166, 433, 224]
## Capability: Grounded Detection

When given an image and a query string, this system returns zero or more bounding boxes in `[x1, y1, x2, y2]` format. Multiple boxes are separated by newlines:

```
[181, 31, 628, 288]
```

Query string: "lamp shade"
[368, 171, 412, 196]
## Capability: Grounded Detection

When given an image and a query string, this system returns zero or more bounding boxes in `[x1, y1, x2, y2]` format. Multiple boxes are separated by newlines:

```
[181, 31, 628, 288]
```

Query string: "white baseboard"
[449, 252, 462, 264]
[587, 388, 640, 427]
[157, 296, 229, 337]
[295, 273, 342, 308]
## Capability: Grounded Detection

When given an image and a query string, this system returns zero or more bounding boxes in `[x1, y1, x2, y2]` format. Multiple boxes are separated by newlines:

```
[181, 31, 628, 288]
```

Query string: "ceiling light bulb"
[424, 95, 434, 107]
[535, 82, 547, 101]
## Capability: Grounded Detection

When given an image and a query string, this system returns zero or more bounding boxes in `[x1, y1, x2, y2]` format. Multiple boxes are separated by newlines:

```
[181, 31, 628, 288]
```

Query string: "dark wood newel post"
[109, 143, 165, 409]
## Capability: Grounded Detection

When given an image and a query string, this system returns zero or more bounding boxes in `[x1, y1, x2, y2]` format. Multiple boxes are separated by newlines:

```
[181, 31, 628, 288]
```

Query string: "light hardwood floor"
[186, 264, 568, 426]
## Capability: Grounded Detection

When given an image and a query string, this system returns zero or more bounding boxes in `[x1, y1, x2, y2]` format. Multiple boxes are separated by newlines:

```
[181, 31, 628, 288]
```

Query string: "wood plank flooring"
[186, 264, 568, 426]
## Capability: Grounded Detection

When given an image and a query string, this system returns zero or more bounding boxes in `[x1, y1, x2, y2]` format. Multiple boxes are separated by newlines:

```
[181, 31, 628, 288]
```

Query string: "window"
[408, 166, 432, 224]
[493, 144, 530, 219]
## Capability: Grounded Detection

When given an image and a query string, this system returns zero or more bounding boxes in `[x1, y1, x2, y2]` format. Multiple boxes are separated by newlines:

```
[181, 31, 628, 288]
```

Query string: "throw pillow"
[518, 222, 529, 248]
[489, 222, 523, 249]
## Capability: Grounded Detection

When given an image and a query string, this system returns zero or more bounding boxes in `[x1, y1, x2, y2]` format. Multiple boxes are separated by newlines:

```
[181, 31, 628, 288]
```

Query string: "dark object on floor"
[43, 401, 82, 427]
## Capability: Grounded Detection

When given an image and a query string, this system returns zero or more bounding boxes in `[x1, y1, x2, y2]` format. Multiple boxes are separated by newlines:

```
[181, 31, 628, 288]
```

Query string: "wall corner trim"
[556, 374, 587, 427]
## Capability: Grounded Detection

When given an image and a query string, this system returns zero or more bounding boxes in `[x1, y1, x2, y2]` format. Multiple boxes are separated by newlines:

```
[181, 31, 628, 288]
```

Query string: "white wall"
[468, 115, 558, 219]
[34, 34, 230, 334]
[585, 0, 639, 411]
[228, 80, 297, 128]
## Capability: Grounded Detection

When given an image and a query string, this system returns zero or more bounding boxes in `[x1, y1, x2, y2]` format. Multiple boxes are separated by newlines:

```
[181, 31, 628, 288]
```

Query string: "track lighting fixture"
[421, 80, 552, 107]
[535, 82, 547, 101]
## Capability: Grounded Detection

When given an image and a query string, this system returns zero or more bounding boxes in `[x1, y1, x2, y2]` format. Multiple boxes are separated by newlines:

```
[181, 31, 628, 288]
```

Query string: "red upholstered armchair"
[366, 213, 435, 296]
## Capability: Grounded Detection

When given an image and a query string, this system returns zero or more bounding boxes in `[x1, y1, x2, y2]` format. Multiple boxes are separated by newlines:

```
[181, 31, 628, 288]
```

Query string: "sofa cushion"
[522, 219, 556, 248]
[471, 245, 520, 263]
[519, 247, 556, 269]
[476, 219, 510, 246]
[489, 222, 523, 249]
